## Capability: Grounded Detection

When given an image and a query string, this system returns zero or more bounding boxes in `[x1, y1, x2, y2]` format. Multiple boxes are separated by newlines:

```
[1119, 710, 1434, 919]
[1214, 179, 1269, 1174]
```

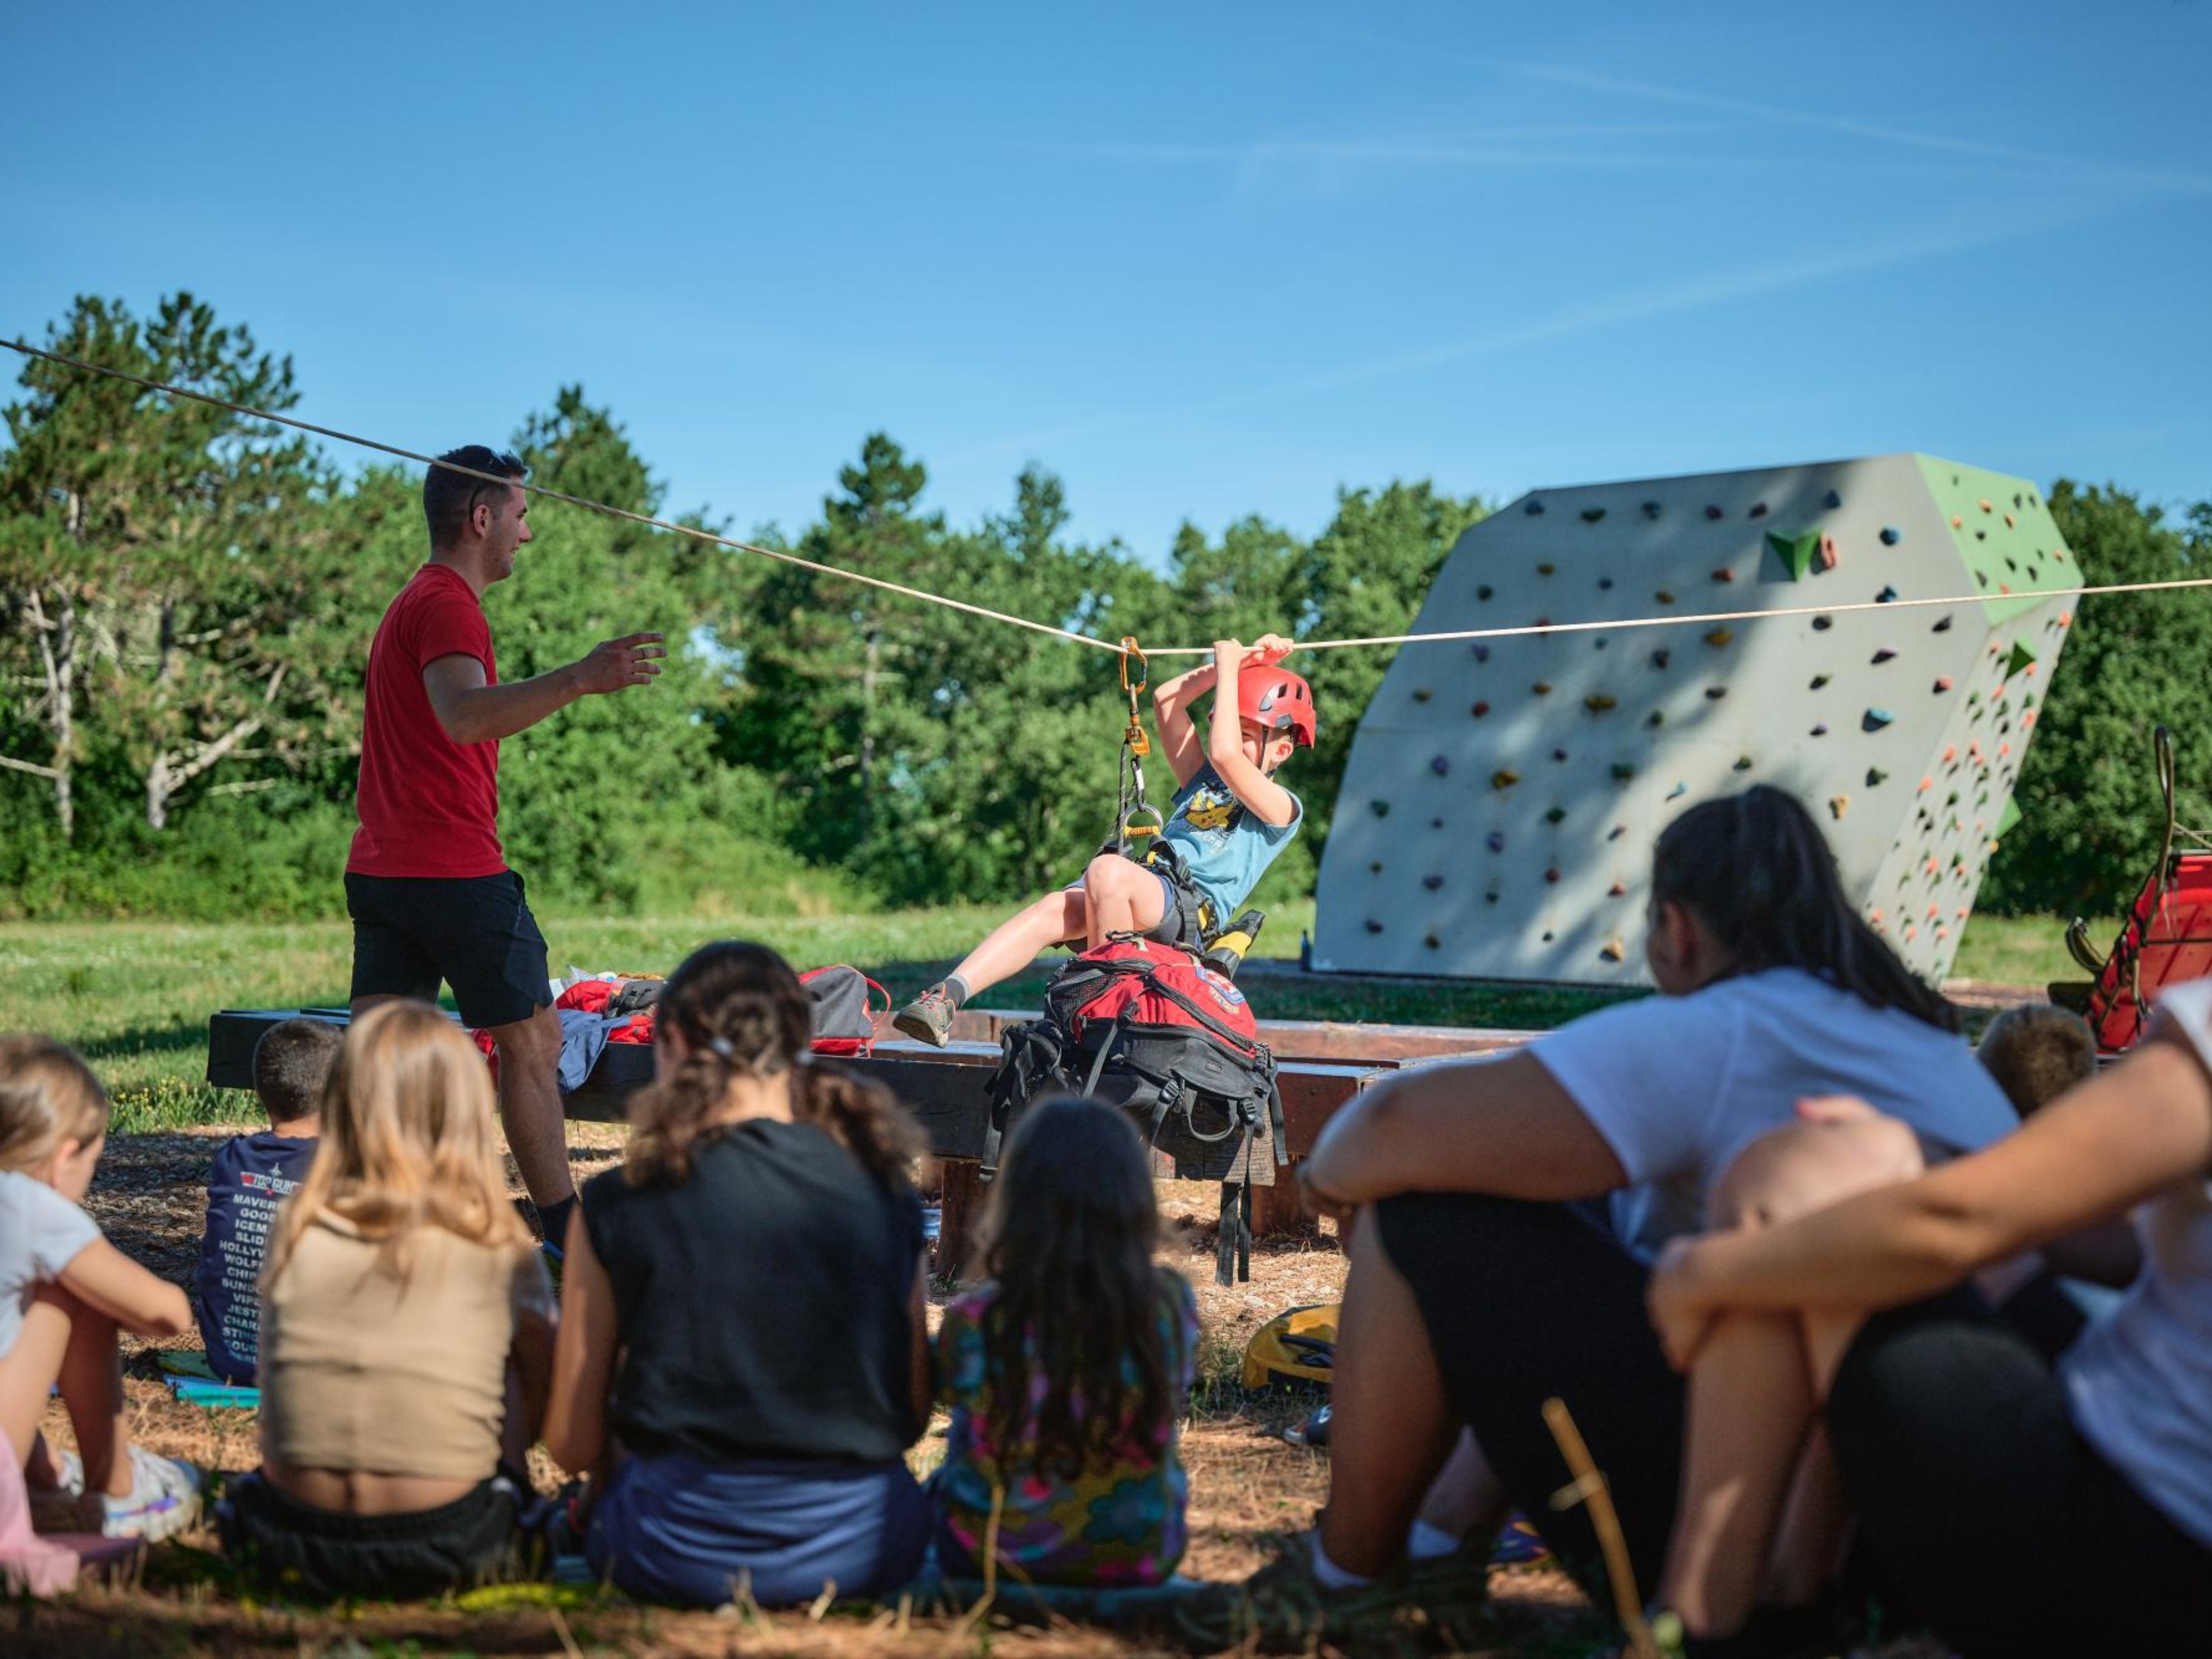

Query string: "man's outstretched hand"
[572, 633, 667, 696]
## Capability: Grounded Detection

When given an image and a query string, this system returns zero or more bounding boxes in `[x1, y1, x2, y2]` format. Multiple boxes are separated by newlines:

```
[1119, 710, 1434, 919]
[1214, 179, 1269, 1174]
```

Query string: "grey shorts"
[1063, 864, 1206, 946]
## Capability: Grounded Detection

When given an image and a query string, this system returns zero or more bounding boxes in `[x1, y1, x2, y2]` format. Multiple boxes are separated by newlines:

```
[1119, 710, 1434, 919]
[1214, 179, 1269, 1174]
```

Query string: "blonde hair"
[265, 1000, 533, 1280]
[0, 1035, 109, 1174]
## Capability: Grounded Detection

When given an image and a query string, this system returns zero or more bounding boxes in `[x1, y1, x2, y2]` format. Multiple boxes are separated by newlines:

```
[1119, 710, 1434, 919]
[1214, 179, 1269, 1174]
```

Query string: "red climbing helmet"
[1238, 667, 1317, 748]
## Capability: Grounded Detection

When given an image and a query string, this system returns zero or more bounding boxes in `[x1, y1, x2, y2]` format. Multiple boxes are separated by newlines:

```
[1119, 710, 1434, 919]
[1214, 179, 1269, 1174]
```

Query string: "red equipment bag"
[2061, 728, 2212, 1055]
[988, 937, 1285, 1284]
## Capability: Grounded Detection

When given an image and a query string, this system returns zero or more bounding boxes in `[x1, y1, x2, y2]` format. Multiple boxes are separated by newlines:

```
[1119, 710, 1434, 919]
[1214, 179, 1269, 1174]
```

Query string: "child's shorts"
[218, 1469, 523, 1600]
[1063, 866, 1206, 946]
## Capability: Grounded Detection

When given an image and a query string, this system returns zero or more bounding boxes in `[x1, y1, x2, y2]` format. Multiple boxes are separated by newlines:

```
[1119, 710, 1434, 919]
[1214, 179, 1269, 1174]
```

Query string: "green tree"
[1981, 481, 2212, 916]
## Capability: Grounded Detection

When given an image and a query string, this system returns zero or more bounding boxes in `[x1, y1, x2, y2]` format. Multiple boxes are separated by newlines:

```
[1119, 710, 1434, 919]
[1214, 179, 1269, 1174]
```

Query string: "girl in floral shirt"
[933, 1096, 1199, 1585]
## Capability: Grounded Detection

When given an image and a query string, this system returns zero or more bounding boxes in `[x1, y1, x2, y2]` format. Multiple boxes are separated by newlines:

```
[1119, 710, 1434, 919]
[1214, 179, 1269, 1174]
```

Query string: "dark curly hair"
[625, 941, 922, 1190]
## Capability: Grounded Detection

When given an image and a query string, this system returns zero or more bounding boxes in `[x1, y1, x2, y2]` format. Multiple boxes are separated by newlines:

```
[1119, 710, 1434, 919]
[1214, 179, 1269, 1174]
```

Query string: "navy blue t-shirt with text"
[194, 1130, 316, 1383]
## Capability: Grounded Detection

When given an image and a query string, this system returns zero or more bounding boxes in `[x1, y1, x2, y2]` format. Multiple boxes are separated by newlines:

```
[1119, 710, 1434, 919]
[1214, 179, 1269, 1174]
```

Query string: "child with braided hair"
[542, 941, 932, 1608]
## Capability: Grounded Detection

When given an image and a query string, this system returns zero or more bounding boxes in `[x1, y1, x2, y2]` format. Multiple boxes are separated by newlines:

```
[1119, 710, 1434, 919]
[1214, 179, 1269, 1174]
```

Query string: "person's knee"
[1082, 852, 1134, 897]
[488, 1004, 560, 1066]
[1710, 1118, 1924, 1230]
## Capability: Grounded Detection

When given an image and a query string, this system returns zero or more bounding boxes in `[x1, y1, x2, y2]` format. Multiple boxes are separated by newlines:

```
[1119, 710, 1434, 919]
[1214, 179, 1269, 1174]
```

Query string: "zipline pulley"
[1114, 637, 1164, 854]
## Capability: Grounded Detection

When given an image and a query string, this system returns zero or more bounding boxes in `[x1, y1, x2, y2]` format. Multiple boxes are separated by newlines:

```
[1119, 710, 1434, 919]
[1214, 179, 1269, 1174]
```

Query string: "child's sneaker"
[892, 988, 955, 1048]
[98, 1447, 202, 1542]
[32, 1446, 200, 1542]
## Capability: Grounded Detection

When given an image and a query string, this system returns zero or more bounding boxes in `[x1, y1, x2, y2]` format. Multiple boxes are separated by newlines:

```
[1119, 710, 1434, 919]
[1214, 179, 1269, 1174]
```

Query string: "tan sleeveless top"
[257, 1213, 550, 1480]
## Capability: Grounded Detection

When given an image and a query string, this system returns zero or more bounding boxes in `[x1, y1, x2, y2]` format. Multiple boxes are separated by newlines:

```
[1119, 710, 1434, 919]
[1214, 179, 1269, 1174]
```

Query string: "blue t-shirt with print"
[1159, 760, 1302, 921]
[195, 1130, 317, 1384]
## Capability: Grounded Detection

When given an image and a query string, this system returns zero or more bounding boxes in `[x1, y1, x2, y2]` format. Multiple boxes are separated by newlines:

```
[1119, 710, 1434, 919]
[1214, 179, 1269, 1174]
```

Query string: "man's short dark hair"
[424, 445, 528, 550]
[252, 1018, 344, 1125]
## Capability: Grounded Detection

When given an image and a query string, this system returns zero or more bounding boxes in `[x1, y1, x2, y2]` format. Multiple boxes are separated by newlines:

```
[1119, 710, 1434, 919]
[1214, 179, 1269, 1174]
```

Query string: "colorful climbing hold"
[1412, 687, 1433, 702]
[1477, 585, 1494, 601]
[1600, 939, 1626, 963]
[1819, 534, 1839, 570]
[1872, 646, 1898, 664]
[1749, 501, 1769, 519]
[1811, 674, 1831, 689]
[1585, 693, 1618, 713]
[1666, 780, 1688, 800]
[1824, 488, 1844, 509]
[1545, 806, 1566, 825]
[1651, 648, 1672, 669]
[1473, 644, 1490, 662]
[1933, 615, 1953, 633]
[1486, 831, 1505, 853]
[1768, 529, 1822, 581]
[1552, 748, 1569, 763]
[1609, 823, 1627, 841]
[1422, 874, 1444, 890]
[1648, 710, 1666, 728]
[1711, 568, 1734, 583]
[1704, 686, 1728, 701]
[1580, 508, 1606, 524]
[2005, 641, 2037, 677]
[1471, 700, 1490, 717]
[1829, 794, 1848, 820]
[1704, 627, 1733, 648]
[1704, 504, 1724, 520]
[1877, 585, 1899, 603]
[1491, 769, 1520, 790]
[1525, 499, 1545, 515]
[1642, 500, 1662, 520]
[1537, 562, 1556, 576]
[1598, 576, 1615, 590]
[1545, 868, 1562, 884]
[1370, 800, 1391, 817]
[1611, 762, 1636, 781]
[1532, 682, 1553, 696]
[1733, 756, 1753, 771]
[1655, 590, 1676, 605]
[1430, 755, 1450, 776]
[1864, 707, 1896, 731]
[1609, 880, 1629, 898]
[1880, 525, 1902, 546]
[1425, 932, 1441, 950]
[1934, 676, 1954, 693]
[1811, 722, 1829, 736]
[1867, 767, 1889, 785]
[1365, 919, 1384, 934]
[1812, 615, 1833, 631]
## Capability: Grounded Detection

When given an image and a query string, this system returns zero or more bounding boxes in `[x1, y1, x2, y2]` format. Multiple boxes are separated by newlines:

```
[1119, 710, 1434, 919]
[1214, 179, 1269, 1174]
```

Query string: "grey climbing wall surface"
[1312, 454, 2072, 987]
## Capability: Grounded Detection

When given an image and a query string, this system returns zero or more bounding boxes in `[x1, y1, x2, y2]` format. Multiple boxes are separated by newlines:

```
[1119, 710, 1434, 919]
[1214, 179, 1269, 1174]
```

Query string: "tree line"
[2, 292, 2204, 926]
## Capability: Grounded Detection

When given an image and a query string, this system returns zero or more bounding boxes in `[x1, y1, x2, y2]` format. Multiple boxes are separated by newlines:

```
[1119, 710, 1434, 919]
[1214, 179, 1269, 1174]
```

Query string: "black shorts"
[345, 870, 550, 1029]
[1377, 1192, 1684, 1596]
[218, 1470, 525, 1601]
[1828, 1289, 2212, 1657]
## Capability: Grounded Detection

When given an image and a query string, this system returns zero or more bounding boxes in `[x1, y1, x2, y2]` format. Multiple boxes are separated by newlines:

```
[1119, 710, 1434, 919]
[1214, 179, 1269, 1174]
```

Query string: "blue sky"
[4, 1, 2207, 560]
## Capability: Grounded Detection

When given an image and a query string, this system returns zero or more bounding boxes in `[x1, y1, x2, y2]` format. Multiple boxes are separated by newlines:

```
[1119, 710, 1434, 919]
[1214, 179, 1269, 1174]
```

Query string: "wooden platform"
[205, 1006, 1538, 1262]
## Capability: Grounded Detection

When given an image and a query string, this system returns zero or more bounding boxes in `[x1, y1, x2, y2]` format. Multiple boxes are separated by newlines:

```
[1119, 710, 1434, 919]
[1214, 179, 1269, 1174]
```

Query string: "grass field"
[0, 905, 2089, 1132]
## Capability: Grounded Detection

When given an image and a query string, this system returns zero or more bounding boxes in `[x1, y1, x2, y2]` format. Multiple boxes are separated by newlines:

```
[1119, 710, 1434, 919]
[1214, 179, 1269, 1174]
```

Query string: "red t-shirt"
[347, 564, 506, 878]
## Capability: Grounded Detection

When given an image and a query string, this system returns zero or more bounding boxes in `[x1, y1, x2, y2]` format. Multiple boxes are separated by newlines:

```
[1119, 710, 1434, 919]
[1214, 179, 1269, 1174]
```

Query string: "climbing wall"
[1312, 454, 2073, 987]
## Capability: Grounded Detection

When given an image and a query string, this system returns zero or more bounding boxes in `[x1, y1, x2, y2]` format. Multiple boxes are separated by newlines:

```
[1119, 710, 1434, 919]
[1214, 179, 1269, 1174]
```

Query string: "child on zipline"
[932, 1094, 1199, 1586]
[894, 634, 1314, 1045]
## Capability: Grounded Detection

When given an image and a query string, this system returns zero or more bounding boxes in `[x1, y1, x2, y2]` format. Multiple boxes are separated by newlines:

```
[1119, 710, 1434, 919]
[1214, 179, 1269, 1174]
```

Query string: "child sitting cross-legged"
[217, 1001, 555, 1599]
[195, 1016, 341, 1385]
[894, 635, 1313, 1045]
[1, 1036, 200, 1543]
[933, 1094, 1199, 1587]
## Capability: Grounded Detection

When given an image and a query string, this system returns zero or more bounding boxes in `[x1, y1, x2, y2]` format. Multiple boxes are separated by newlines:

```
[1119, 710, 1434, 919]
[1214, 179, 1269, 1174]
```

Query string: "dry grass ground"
[11, 1126, 1631, 1658]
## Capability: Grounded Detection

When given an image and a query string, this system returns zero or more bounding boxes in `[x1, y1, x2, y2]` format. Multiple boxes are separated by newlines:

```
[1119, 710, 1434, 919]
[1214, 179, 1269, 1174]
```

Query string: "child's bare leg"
[1658, 1311, 1817, 1635]
[945, 888, 1088, 1001]
[1080, 855, 1166, 949]
[1, 1285, 131, 1499]
[1658, 1118, 1926, 1636]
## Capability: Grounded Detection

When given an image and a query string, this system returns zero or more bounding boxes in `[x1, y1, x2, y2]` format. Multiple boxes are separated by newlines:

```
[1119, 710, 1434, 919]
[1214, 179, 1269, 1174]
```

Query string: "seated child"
[0, 1036, 200, 1541]
[195, 1017, 340, 1384]
[934, 1095, 1199, 1586]
[894, 635, 1313, 1044]
[543, 942, 933, 1608]
[218, 1001, 555, 1600]
[1976, 1003, 2095, 1119]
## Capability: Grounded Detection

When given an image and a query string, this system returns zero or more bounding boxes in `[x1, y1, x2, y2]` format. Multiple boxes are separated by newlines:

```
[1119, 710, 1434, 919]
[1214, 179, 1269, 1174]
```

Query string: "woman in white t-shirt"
[1647, 983, 2212, 1656]
[1276, 786, 2018, 1618]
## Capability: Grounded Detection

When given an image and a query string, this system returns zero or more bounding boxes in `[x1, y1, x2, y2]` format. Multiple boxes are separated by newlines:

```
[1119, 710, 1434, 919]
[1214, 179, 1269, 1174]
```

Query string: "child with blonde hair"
[217, 1001, 555, 1598]
[1, 1036, 199, 1542]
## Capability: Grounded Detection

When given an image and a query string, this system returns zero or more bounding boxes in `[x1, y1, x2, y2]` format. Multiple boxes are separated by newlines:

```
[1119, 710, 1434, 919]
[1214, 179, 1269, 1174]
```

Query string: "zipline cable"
[0, 337, 1123, 656]
[11, 335, 2212, 662]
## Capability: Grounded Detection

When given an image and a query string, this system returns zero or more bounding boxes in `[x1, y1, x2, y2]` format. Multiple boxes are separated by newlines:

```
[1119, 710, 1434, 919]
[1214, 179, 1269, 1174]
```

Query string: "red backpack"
[988, 937, 1285, 1282]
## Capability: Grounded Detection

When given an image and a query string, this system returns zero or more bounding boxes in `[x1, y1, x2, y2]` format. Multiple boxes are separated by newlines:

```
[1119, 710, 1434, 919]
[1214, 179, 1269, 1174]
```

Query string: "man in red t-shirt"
[347, 445, 664, 1252]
